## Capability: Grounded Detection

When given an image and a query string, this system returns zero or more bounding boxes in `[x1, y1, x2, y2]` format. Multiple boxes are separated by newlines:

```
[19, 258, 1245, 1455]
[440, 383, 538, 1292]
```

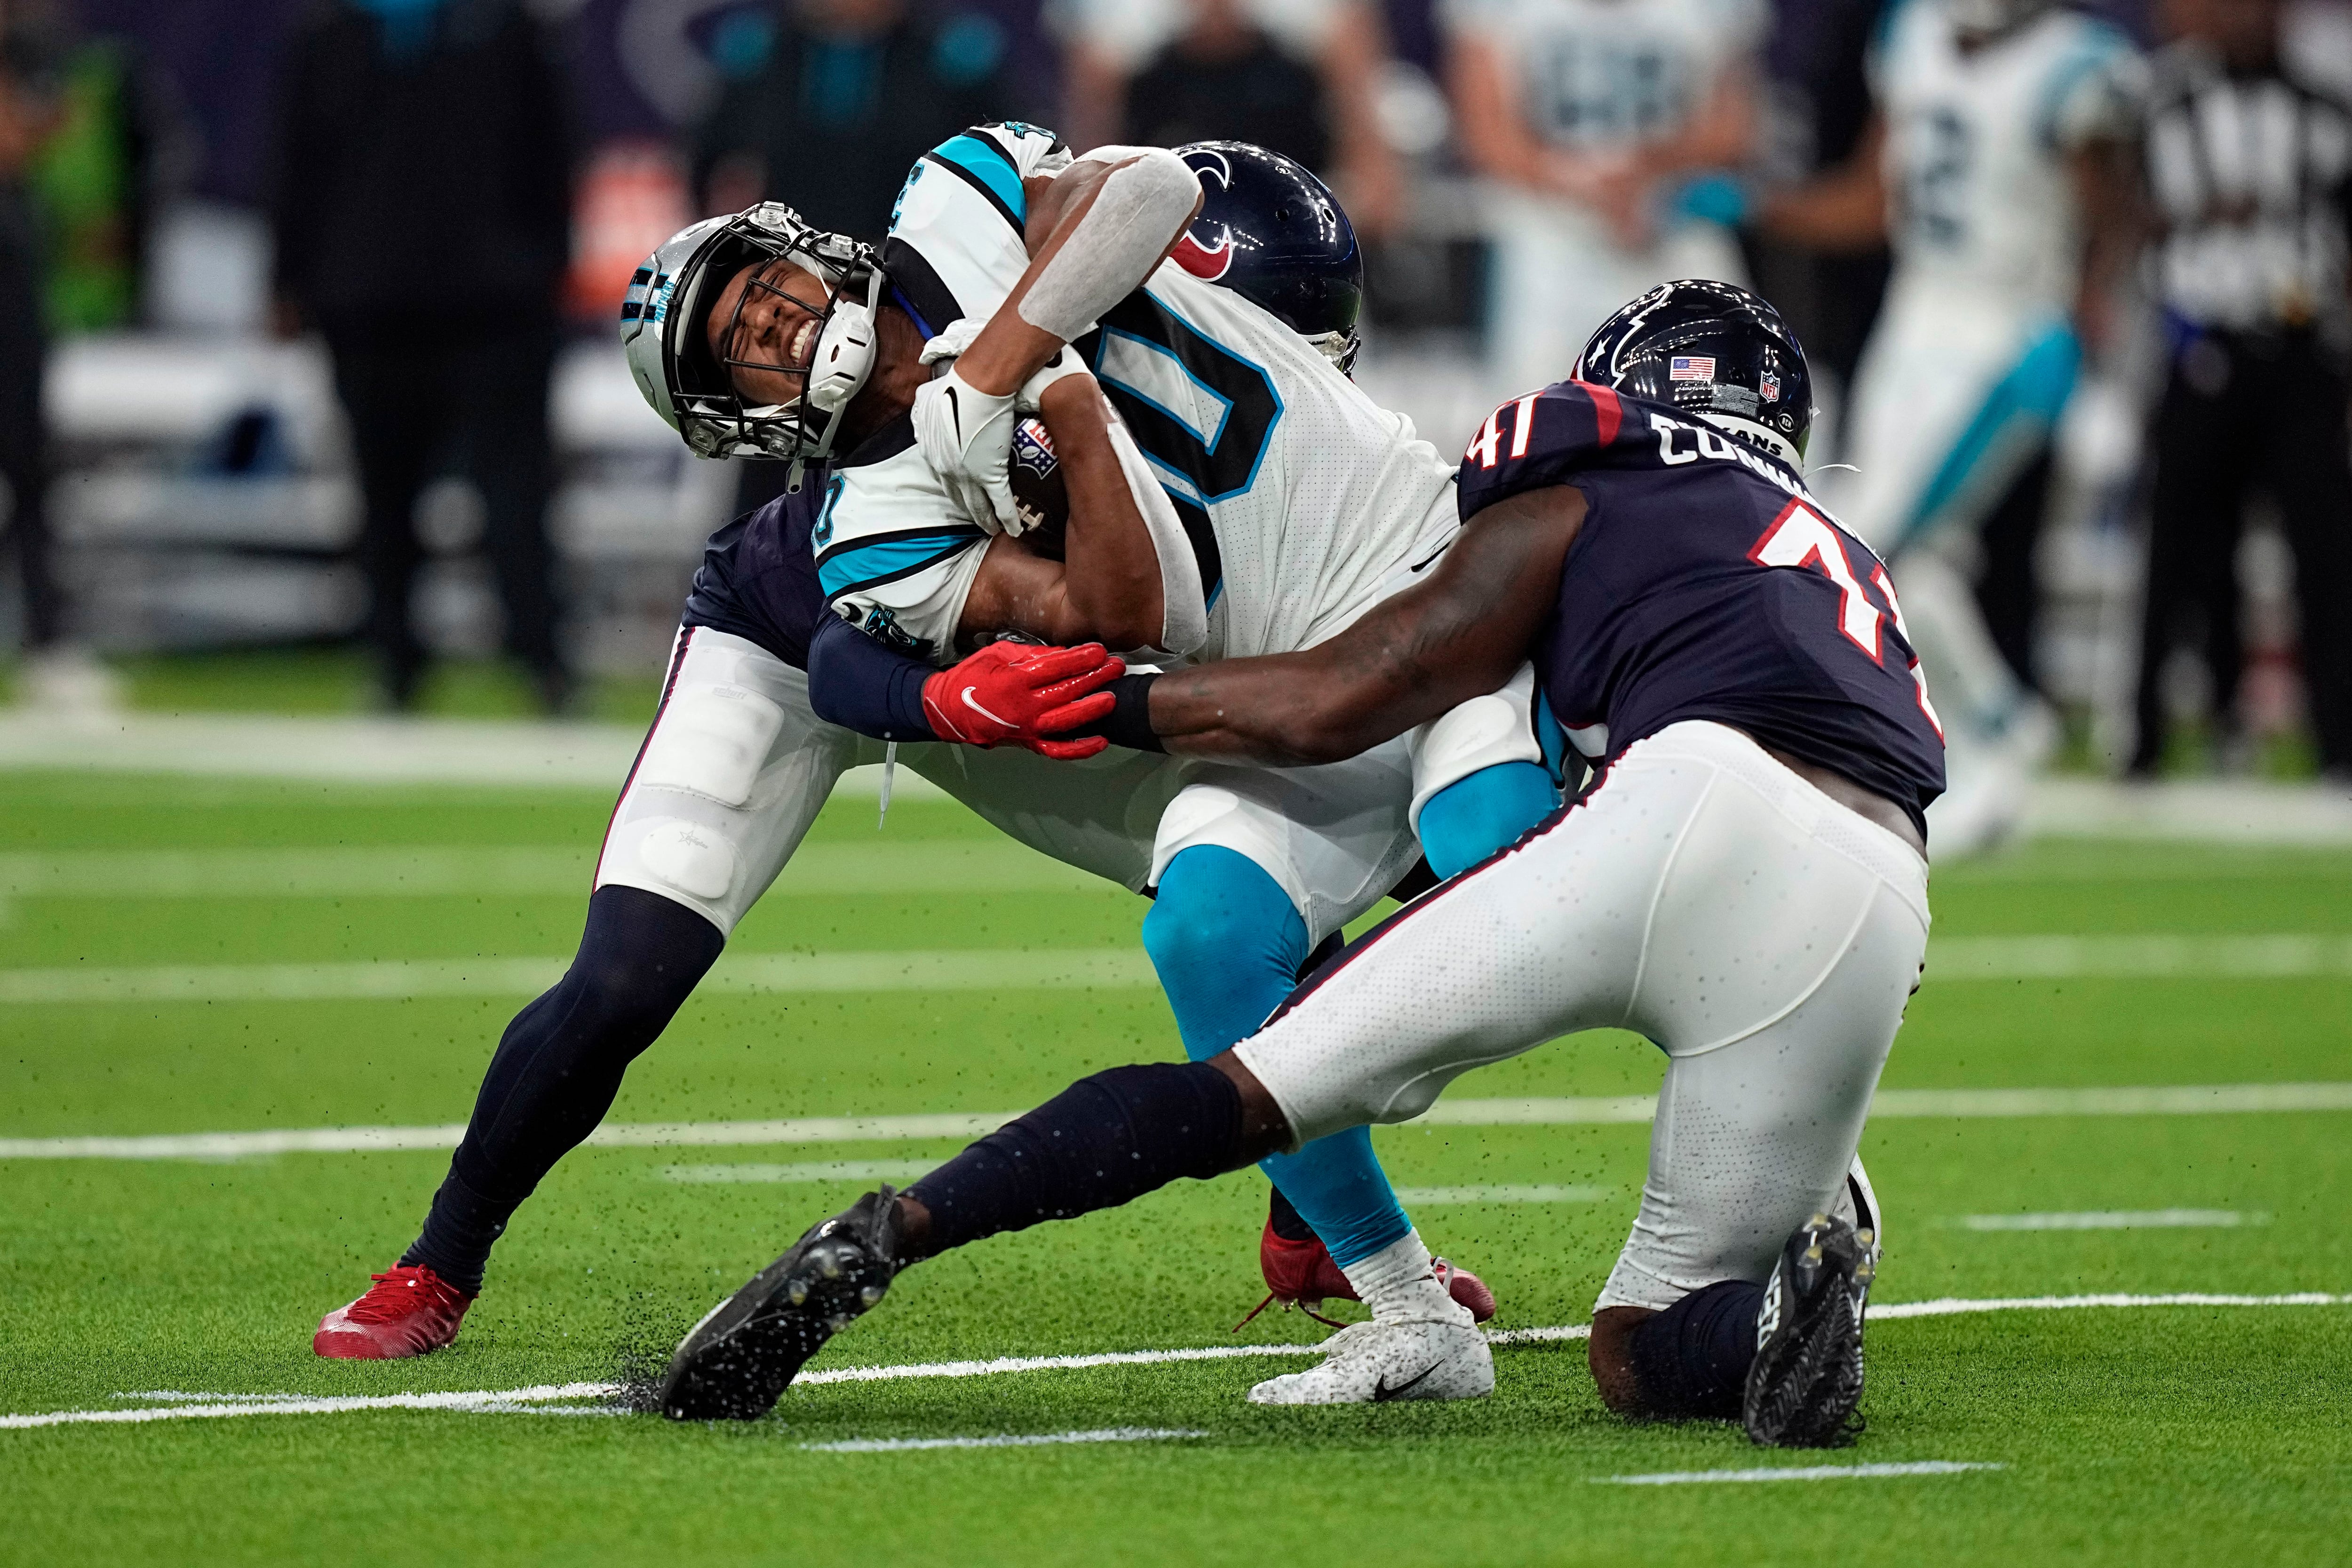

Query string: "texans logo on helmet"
[1174, 146, 1238, 281]
[1173, 229, 1234, 280]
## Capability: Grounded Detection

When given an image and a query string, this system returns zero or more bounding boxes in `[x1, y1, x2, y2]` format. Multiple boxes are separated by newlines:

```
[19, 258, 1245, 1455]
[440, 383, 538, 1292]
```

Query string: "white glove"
[913, 363, 1021, 534]
[918, 318, 987, 367]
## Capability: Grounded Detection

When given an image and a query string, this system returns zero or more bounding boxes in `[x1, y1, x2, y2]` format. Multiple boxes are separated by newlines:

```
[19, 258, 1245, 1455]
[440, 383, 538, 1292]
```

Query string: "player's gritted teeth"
[710, 258, 831, 406]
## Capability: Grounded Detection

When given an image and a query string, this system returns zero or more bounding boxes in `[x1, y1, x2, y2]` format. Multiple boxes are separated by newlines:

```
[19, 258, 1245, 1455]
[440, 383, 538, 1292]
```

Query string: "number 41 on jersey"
[1749, 499, 1945, 739]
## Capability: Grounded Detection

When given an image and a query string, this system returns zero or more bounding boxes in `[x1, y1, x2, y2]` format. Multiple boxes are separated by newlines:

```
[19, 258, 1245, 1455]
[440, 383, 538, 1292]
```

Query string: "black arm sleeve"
[806, 613, 940, 742]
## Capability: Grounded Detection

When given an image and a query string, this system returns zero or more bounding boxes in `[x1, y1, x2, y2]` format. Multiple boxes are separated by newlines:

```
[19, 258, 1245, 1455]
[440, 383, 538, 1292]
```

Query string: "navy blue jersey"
[679, 468, 832, 668]
[1455, 382, 1947, 832]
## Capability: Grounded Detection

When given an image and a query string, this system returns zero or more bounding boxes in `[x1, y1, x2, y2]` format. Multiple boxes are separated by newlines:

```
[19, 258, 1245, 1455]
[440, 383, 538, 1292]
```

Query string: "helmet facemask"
[661, 205, 883, 479]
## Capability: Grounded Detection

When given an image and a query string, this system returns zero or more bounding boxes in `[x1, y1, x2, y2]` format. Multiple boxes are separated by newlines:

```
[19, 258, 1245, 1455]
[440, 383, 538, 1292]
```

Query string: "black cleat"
[658, 1186, 906, 1421]
[1742, 1211, 1877, 1448]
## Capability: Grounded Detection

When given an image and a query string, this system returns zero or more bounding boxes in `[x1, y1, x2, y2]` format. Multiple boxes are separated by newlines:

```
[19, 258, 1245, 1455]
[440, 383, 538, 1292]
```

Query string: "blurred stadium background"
[0, 0, 2341, 800]
[4, 5, 2352, 1555]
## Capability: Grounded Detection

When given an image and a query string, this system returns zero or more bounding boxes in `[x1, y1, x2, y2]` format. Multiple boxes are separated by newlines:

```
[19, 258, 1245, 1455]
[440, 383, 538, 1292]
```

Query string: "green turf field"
[3, 768, 2349, 1565]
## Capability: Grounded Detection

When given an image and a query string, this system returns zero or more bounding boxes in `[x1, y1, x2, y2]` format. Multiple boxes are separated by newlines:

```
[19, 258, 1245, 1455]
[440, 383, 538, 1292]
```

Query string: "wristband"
[1066, 672, 1163, 752]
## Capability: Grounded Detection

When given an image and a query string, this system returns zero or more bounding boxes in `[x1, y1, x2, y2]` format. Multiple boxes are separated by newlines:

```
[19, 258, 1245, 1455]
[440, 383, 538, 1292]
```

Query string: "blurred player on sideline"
[1445, 0, 1763, 399]
[1764, 0, 2141, 852]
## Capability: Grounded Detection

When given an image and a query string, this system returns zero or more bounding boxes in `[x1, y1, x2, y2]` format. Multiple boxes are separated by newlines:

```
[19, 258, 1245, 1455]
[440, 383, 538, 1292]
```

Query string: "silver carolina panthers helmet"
[620, 203, 883, 472]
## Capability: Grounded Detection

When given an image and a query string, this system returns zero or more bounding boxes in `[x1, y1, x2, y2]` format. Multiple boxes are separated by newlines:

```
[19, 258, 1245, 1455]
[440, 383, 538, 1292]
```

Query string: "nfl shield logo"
[1760, 370, 1780, 401]
[1670, 356, 1715, 382]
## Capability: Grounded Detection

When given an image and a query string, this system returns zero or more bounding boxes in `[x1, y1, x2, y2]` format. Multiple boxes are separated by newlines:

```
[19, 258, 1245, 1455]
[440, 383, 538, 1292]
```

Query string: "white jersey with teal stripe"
[1874, 0, 2141, 311]
[819, 123, 1460, 666]
[811, 120, 1068, 662]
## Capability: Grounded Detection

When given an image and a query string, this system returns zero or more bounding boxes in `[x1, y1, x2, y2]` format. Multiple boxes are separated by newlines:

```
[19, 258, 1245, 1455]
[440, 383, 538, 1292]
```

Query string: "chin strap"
[790, 263, 887, 490]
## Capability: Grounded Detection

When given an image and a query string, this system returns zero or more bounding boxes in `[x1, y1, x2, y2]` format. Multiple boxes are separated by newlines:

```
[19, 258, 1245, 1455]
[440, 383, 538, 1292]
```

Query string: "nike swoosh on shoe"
[1371, 1362, 1440, 1401]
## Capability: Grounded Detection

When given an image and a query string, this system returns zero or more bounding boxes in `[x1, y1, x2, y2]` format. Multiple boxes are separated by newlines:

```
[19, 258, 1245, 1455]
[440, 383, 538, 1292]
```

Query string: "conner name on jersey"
[1464, 385, 1820, 509]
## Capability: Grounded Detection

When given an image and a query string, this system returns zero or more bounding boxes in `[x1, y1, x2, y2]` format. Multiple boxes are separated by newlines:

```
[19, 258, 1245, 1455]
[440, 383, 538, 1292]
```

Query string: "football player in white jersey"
[307, 130, 1553, 1366]
[1445, 0, 1763, 400]
[1764, 0, 2141, 852]
[703, 128, 1565, 1325]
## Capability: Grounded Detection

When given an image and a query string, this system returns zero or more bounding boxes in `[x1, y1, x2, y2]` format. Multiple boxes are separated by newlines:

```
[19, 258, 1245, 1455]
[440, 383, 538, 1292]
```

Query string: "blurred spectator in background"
[1056, 0, 1403, 236]
[1740, 0, 1893, 434]
[2130, 0, 2352, 779]
[692, 0, 1012, 516]
[1762, 0, 2142, 851]
[691, 0, 1012, 233]
[271, 0, 574, 714]
[0, 12, 72, 706]
[1445, 0, 1761, 397]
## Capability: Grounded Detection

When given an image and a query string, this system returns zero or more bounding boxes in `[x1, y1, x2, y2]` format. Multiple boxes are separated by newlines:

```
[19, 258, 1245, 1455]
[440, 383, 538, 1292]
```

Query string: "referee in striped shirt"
[2132, 0, 2352, 779]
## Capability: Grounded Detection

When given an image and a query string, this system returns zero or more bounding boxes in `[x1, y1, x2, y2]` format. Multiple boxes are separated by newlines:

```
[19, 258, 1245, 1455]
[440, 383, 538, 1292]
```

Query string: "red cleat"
[1241, 1220, 1499, 1328]
[1258, 1220, 1353, 1318]
[313, 1264, 474, 1360]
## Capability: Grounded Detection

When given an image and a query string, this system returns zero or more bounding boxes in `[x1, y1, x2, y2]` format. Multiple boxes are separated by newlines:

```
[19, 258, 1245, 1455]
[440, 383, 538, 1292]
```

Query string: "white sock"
[1337, 1230, 1471, 1326]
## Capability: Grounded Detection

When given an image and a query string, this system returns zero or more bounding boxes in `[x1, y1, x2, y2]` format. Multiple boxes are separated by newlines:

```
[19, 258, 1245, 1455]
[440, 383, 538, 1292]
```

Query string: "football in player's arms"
[1008, 416, 1069, 559]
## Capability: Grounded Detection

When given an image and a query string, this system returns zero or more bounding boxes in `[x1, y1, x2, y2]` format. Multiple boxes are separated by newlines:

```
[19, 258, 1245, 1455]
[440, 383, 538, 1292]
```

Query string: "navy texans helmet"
[1572, 279, 1814, 464]
[1171, 142, 1364, 374]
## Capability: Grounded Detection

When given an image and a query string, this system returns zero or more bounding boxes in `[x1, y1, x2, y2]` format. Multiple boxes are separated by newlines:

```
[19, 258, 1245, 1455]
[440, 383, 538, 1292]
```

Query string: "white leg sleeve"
[593, 627, 855, 936]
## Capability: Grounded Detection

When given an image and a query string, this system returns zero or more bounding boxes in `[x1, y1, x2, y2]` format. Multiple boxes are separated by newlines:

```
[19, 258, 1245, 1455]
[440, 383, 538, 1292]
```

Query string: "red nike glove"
[922, 642, 1124, 759]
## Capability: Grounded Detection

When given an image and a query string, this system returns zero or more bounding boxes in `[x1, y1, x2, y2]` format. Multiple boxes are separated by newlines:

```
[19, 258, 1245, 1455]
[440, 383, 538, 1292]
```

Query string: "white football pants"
[1232, 721, 1931, 1313]
[595, 627, 1543, 944]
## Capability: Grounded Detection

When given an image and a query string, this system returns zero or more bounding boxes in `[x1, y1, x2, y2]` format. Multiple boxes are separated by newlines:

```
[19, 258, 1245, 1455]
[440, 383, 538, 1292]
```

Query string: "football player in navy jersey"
[658, 281, 1945, 1448]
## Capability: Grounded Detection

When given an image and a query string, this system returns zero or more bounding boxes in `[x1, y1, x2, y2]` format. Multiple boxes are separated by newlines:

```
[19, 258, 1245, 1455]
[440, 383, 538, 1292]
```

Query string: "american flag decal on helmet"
[1670, 355, 1715, 381]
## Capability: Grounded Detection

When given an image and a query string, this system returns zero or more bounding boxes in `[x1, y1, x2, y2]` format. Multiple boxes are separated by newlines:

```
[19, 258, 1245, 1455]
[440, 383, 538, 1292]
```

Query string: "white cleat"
[1247, 1317, 1494, 1406]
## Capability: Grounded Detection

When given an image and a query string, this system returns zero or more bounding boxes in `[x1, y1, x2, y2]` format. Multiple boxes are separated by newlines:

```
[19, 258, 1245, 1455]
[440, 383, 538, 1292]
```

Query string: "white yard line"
[1951, 1210, 2270, 1231]
[9, 1082, 2352, 1162]
[5, 933, 2350, 1007]
[1867, 1291, 2346, 1317]
[0, 948, 1158, 1005]
[1598, 1461, 2005, 1486]
[5, 714, 2345, 842]
[793, 1343, 1326, 1386]
[1928, 933, 2352, 979]
[1391, 1185, 1615, 1205]
[0, 841, 1093, 901]
[799, 1427, 1207, 1453]
[0, 1382, 616, 1430]
[661, 1161, 936, 1185]
[0, 714, 941, 799]
[2025, 776, 2352, 845]
[3, 1292, 2344, 1433]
